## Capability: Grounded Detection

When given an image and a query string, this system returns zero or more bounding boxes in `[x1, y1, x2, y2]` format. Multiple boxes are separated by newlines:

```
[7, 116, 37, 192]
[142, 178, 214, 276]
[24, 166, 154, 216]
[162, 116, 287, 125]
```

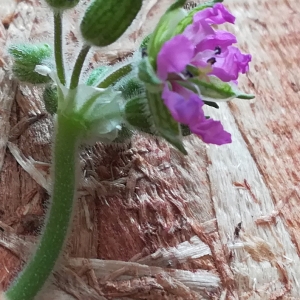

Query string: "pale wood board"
[0, 0, 299, 299]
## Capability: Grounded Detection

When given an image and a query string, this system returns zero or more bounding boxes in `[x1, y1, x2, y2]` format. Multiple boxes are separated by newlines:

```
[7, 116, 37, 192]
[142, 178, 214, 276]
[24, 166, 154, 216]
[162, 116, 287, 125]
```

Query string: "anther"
[207, 57, 216, 65]
[215, 46, 221, 55]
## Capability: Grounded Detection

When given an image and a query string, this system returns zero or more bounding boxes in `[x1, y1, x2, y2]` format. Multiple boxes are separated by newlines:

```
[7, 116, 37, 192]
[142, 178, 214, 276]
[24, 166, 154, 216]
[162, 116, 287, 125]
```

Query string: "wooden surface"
[0, 0, 300, 299]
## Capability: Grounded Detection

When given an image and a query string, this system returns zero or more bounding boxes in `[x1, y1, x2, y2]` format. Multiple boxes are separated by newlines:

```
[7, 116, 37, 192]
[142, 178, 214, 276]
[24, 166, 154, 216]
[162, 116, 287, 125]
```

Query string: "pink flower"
[155, 3, 250, 145]
[157, 3, 251, 83]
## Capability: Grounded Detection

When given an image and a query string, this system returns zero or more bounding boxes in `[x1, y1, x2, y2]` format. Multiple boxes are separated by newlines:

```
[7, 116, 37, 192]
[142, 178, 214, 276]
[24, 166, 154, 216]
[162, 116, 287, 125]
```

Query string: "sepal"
[43, 84, 58, 115]
[146, 91, 187, 154]
[180, 76, 255, 102]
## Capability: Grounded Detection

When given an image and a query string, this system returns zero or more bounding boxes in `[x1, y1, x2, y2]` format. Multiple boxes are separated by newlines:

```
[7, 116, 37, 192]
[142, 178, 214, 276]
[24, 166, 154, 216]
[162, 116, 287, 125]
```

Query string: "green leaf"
[147, 92, 187, 154]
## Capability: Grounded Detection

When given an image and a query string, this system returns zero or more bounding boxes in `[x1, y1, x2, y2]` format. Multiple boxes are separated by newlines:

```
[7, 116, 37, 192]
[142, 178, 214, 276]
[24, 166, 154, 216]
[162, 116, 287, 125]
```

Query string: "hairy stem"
[69, 45, 91, 90]
[5, 114, 80, 300]
[97, 63, 132, 88]
[54, 12, 66, 85]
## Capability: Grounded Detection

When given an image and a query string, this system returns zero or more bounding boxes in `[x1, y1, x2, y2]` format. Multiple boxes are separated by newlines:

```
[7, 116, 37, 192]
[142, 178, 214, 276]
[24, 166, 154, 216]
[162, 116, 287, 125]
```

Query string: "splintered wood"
[0, 0, 300, 299]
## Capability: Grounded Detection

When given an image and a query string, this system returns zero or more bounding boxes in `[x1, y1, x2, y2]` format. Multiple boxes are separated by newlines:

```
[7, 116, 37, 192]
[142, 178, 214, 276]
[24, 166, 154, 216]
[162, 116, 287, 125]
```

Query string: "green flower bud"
[124, 97, 153, 135]
[9, 43, 53, 84]
[80, 0, 143, 47]
[117, 77, 144, 99]
[45, 0, 80, 10]
[124, 92, 187, 154]
[43, 84, 58, 115]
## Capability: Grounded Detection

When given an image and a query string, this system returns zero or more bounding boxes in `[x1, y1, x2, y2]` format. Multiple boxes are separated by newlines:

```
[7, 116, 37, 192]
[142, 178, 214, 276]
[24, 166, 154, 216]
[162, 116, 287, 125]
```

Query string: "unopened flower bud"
[9, 43, 52, 84]
[80, 0, 143, 47]
[124, 97, 153, 135]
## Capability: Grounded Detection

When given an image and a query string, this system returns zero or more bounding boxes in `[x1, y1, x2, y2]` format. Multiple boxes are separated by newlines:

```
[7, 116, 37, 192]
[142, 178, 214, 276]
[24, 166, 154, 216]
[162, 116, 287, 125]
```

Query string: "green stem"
[69, 45, 91, 90]
[97, 63, 132, 88]
[54, 12, 66, 85]
[6, 114, 80, 300]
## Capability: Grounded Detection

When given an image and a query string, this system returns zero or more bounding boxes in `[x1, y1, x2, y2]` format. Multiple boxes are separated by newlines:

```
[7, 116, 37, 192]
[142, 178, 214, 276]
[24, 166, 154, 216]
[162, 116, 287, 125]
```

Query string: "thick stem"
[69, 45, 91, 90]
[5, 114, 80, 300]
[97, 63, 132, 88]
[54, 12, 66, 85]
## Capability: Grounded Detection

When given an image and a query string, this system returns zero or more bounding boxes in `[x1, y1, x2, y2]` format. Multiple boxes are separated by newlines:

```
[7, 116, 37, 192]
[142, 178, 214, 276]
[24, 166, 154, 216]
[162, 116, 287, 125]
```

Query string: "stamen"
[215, 46, 221, 55]
[207, 57, 216, 65]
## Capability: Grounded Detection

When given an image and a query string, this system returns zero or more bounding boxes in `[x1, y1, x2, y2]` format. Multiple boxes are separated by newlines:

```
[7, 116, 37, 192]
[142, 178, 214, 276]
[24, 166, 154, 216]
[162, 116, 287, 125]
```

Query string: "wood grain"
[0, 0, 299, 299]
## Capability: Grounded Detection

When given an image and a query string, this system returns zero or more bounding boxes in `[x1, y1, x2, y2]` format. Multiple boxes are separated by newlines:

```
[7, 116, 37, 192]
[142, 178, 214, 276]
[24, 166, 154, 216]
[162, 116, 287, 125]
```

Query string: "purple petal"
[191, 118, 232, 145]
[172, 82, 196, 99]
[157, 35, 194, 81]
[210, 46, 252, 82]
[162, 84, 203, 124]
[162, 85, 231, 145]
[183, 19, 214, 46]
[196, 30, 237, 53]
[194, 3, 235, 25]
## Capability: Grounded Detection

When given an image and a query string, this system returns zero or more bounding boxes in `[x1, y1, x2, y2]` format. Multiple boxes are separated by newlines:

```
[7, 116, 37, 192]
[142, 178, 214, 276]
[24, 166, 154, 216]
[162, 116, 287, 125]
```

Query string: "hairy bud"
[80, 0, 143, 47]
[9, 43, 53, 84]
